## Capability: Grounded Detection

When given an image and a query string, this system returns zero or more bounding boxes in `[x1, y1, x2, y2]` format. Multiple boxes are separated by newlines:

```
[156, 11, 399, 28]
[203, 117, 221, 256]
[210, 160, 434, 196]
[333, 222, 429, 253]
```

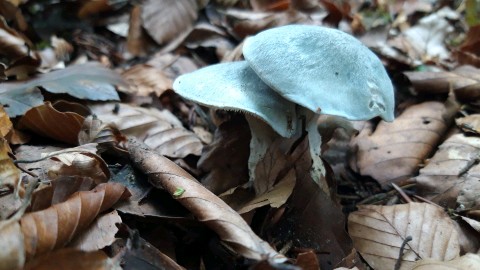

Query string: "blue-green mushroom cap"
[243, 24, 395, 122]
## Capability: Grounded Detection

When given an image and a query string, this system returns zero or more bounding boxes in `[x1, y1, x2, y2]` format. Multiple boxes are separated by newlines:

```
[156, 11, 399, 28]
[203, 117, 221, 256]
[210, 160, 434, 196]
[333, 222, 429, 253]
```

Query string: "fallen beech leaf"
[460, 216, 480, 233]
[78, 115, 126, 149]
[122, 64, 172, 97]
[197, 117, 250, 194]
[127, 6, 151, 57]
[0, 191, 22, 219]
[14, 145, 63, 183]
[296, 250, 320, 270]
[119, 227, 184, 270]
[456, 114, 480, 135]
[416, 133, 480, 208]
[459, 24, 480, 56]
[0, 221, 25, 270]
[0, 63, 123, 117]
[29, 176, 95, 212]
[0, 106, 12, 137]
[18, 102, 85, 145]
[68, 210, 122, 251]
[24, 249, 121, 270]
[127, 139, 285, 262]
[20, 182, 129, 260]
[267, 136, 352, 269]
[78, 0, 111, 18]
[90, 103, 203, 158]
[0, 15, 31, 61]
[350, 101, 452, 187]
[0, 137, 20, 190]
[141, 0, 201, 45]
[404, 65, 480, 101]
[413, 253, 480, 270]
[348, 202, 460, 270]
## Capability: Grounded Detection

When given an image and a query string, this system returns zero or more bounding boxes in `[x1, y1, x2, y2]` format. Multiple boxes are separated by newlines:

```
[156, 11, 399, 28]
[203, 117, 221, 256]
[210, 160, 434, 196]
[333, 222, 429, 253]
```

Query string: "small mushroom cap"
[173, 61, 297, 137]
[243, 24, 395, 122]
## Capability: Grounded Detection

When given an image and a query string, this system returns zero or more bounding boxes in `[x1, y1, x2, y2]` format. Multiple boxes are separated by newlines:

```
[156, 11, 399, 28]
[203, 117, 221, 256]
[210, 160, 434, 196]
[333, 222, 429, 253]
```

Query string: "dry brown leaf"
[250, 0, 291, 11]
[24, 248, 121, 270]
[0, 15, 31, 61]
[0, 191, 22, 219]
[78, 0, 111, 18]
[90, 103, 203, 158]
[141, 0, 201, 45]
[14, 145, 62, 183]
[404, 66, 480, 102]
[46, 147, 110, 185]
[296, 250, 320, 270]
[68, 210, 122, 251]
[348, 202, 460, 270]
[127, 6, 151, 57]
[20, 182, 129, 260]
[416, 133, 480, 208]
[122, 64, 172, 97]
[18, 101, 85, 145]
[413, 253, 480, 270]
[456, 114, 480, 135]
[0, 106, 12, 137]
[197, 117, 250, 194]
[127, 139, 285, 262]
[0, 137, 19, 190]
[0, 221, 24, 270]
[456, 24, 480, 67]
[350, 101, 452, 187]
[78, 115, 127, 150]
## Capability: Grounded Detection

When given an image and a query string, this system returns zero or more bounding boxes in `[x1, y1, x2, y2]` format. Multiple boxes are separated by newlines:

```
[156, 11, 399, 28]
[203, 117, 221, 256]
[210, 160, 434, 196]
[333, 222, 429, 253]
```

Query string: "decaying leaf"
[404, 66, 480, 100]
[24, 249, 121, 270]
[141, 0, 202, 46]
[0, 221, 25, 270]
[18, 102, 85, 145]
[0, 106, 12, 137]
[90, 103, 203, 158]
[416, 133, 480, 208]
[350, 101, 453, 187]
[413, 253, 480, 270]
[456, 114, 480, 135]
[20, 183, 129, 260]
[121, 64, 172, 97]
[198, 117, 250, 194]
[127, 139, 285, 262]
[348, 202, 460, 270]
[68, 210, 122, 251]
[78, 115, 126, 149]
[0, 137, 20, 190]
[0, 63, 124, 117]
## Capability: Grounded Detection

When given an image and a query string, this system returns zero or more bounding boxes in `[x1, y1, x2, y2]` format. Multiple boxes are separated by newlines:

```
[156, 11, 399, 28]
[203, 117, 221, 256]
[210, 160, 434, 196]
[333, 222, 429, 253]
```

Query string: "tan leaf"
[20, 183, 129, 260]
[456, 114, 480, 135]
[350, 101, 452, 187]
[68, 210, 122, 251]
[0, 106, 12, 137]
[0, 16, 31, 61]
[127, 6, 151, 56]
[18, 101, 85, 145]
[121, 64, 172, 97]
[127, 139, 285, 262]
[24, 249, 121, 270]
[0, 191, 22, 219]
[0, 221, 25, 270]
[90, 103, 203, 158]
[413, 253, 480, 270]
[416, 133, 480, 208]
[0, 137, 20, 190]
[141, 0, 200, 45]
[78, 115, 127, 149]
[348, 203, 460, 270]
[197, 117, 250, 194]
[404, 65, 480, 102]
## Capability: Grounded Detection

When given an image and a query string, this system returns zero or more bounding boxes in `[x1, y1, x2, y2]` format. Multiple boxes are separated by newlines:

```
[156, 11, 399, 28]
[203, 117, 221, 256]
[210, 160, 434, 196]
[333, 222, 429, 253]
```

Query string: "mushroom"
[242, 24, 395, 193]
[173, 61, 299, 185]
[173, 24, 395, 194]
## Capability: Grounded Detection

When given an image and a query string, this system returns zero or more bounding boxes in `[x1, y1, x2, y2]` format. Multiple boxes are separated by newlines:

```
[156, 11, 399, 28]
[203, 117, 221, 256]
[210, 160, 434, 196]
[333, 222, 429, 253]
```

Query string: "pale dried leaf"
[456, 114, 480, 135]
[0, 137, 20, 189]
[90, 103, 203, 158]
[0, 221, 25, 270]
[121, 64, 172, 97]
[413, 253, 480, 270]
[24, 249, 121, 270]
[141, 0, 199, 45]
[460, 216, 480, 233]
[69, 210, 122, 251]
[350, 101, 452, 187]
[348, 203, 460, 270]
[416, 133, 480, 208]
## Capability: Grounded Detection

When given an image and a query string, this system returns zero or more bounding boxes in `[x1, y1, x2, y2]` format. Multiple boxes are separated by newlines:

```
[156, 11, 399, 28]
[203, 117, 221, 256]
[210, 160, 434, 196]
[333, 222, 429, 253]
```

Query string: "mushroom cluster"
[173, 24, 395, 194]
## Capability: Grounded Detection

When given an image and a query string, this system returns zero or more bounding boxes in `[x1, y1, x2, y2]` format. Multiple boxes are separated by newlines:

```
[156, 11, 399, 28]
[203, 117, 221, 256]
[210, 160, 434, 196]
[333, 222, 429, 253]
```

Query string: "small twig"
[14, 149, 91, 164]
[394, 236, 413, 270]
[392, 183, 413, 203]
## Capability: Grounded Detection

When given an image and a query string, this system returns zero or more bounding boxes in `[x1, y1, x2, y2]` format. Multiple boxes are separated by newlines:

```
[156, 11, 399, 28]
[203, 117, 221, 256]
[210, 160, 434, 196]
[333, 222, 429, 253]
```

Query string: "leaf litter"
[1, 1, 480, 270]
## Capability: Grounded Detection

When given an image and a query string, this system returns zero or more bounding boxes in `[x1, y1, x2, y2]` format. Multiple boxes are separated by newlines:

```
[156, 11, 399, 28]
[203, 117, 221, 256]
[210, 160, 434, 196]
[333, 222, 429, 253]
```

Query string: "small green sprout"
[173, 187, 185, 197]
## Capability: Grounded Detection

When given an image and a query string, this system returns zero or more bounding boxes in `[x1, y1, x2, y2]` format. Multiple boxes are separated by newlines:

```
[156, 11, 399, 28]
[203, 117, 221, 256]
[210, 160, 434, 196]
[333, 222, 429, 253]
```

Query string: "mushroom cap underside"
[243, 24, 395, 122]
[173, 61, 297, 137]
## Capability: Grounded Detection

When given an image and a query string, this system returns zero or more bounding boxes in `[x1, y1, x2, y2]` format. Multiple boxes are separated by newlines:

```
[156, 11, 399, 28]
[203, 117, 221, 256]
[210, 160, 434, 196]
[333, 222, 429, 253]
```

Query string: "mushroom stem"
[245, 114, 280, 188]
